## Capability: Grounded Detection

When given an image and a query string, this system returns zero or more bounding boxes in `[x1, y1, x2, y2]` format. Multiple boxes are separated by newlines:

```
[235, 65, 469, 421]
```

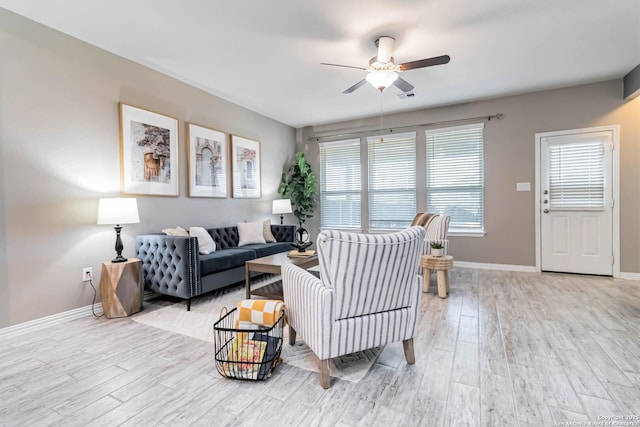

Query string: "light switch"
[516, 182, 531, 192]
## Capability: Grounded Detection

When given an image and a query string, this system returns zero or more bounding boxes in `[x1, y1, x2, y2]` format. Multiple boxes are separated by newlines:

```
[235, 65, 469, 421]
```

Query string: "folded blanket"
[235, 299, 284, 330]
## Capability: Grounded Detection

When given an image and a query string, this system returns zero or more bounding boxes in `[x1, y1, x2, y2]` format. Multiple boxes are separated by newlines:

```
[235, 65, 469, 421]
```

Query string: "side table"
[99, 258, 143, 318]
[422, 255, 453, 299]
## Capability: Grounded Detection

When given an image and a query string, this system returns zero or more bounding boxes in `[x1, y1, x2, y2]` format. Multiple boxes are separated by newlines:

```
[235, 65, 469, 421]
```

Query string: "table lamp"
[97, 198, 140, 263]
[272, 199, 292, 225]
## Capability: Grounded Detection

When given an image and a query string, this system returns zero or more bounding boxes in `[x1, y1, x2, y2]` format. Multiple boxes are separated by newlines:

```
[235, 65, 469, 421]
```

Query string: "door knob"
[543, 190, 548, 195]
[543, 209, 549, 214]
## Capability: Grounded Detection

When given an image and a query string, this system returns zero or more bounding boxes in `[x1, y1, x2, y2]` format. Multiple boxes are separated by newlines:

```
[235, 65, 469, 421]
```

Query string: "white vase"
[431, 248, 443, 257]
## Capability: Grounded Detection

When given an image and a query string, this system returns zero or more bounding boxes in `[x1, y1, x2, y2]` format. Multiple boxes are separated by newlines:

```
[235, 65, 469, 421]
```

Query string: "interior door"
[540, 130, 613, 275]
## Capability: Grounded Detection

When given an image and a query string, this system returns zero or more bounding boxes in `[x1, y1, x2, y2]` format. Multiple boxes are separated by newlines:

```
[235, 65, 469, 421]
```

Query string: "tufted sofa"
[135, 224, 295, 310]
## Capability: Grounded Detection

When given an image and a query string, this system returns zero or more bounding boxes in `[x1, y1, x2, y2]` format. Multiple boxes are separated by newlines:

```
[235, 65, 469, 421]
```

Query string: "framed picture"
[119, 103, 179, 196]
[187, 123, 228, 198]
[231, 135, 261, 198]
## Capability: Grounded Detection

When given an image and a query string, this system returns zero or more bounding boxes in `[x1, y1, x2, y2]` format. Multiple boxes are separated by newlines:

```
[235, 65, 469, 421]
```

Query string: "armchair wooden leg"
[403, 339, 415, 364]
[288, 325, 296, 345]
[319, 359, 330, 389]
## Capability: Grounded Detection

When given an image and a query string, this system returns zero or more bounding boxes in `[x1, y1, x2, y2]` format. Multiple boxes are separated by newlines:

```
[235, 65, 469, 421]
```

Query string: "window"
[368, 132, 416, 230]
[319, 139, 361, 229]
[426, 123, 484, 232]
[548, 140, 605, 209]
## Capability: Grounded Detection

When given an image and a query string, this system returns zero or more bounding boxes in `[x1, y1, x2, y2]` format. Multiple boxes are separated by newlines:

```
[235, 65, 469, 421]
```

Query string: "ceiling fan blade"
[343, 79, 367, 94]
[376, 36, 395, 63]
[321, 62, 367, 71]
[393, 77, 414, 93]
[397, 55, 450, 71]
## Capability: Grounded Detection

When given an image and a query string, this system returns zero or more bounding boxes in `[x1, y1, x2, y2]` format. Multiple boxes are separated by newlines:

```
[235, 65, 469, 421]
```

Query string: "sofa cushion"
[162, 226, 189, 236]
[199, 248, 256, 276]
[240, 242, 292, 258]
[238, 221, 266, 246]
[190, 226, 216, 254]
[263, 219, 277, 243]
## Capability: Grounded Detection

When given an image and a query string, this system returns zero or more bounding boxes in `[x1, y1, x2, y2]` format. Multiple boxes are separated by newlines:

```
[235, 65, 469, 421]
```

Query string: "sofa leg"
[187, 299, 191, 311]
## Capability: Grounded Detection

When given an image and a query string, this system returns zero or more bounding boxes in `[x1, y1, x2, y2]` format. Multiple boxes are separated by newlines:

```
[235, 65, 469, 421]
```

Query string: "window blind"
[426, 123, 484, 231]
[319, 139, 361, 229]
[367, 132, 416, 230]
[548, 141, 605, 209]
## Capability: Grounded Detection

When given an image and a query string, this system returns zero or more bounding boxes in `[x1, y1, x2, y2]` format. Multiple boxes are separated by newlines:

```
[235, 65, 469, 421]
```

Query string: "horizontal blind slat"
[320, 139, 361, 228]
[368, 132, 416, 229]
[426, 125, 484, 231]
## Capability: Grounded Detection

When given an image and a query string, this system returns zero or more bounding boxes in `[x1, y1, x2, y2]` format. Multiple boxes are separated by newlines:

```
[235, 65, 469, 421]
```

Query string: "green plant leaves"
[279, 152, 318, 226]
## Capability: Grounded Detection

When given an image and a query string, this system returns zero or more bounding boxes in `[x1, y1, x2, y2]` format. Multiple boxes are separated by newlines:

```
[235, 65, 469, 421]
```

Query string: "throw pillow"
[263, 219, 277, 243]
[162, 226, 189, 237]
[238, 221, 266, 246]
[189, 227, 216, 254]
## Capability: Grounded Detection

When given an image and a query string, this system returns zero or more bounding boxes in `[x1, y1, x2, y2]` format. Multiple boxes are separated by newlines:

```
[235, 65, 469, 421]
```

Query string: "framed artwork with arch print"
[231, 135, 261, 198]
[187, 123, 229, 198]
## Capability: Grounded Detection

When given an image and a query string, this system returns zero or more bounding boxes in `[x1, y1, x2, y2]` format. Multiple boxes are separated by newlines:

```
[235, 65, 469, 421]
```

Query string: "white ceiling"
[1, 1, 639, 128]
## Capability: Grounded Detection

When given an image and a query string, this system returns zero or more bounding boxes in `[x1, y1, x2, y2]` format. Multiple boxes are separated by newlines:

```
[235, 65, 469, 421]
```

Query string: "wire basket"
[213, 307, 284, 380]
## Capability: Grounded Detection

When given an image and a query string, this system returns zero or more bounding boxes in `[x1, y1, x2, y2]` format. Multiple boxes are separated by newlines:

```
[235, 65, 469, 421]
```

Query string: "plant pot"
[431, 248, 443, 257]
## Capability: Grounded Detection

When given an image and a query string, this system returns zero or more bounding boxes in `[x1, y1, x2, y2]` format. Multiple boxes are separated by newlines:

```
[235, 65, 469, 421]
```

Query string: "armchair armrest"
[135, 234, 200, 299]
[282, 264, 334, 358]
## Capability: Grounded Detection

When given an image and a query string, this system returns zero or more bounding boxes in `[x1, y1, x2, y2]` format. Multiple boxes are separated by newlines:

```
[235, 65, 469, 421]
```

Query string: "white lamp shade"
[366, 70, 398, 90]
[97, 198, 140, 225]
[272, 199, 292, 215]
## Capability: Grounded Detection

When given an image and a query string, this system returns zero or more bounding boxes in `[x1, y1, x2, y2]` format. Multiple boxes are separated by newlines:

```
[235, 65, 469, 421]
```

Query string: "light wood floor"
[1, 268, 640, 426]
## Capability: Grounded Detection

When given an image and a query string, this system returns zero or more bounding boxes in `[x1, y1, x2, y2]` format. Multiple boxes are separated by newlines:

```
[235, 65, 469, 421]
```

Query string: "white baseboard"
[454, 261, 538, 273]
[617, 272, 640, 281]
[454, 261, 640, 280]
[0, 303, 102, 340]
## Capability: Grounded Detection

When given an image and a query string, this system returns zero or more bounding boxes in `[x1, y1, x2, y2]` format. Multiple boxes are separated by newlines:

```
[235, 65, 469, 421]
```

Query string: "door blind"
[426, 123, 484, 231]
[548, 140, 605, 209]
[367, 132, 416, 230]
[319, 139, 361, 229]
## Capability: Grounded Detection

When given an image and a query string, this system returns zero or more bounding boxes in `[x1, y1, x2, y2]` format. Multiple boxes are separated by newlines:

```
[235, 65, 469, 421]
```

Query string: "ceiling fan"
[321, 36, 450, 94]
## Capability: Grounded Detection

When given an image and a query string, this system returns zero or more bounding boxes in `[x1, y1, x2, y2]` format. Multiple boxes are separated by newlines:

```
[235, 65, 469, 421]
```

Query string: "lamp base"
[112, 255, 128, 263]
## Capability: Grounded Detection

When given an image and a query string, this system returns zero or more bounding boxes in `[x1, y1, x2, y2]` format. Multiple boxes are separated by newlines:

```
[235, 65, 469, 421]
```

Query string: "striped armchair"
[282, 227, 426, 388]
[411, 213, 451, 255]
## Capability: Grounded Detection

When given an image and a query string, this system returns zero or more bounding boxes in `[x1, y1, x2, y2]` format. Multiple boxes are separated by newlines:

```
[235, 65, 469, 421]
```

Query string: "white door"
[540, 130, 613, 275]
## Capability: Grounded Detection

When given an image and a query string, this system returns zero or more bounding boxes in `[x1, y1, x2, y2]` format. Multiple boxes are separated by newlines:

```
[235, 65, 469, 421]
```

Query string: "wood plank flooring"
[1, 268, 639, 426]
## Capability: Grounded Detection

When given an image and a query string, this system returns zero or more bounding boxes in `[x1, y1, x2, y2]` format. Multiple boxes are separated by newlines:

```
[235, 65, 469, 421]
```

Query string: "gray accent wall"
[0, 10, 296, 327]
[300, 80, 640, 273]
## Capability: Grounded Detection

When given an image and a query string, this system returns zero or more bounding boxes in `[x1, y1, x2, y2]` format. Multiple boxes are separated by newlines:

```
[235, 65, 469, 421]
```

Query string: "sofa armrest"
[135, 234, 201, 299]
[271, 224, 296, 243]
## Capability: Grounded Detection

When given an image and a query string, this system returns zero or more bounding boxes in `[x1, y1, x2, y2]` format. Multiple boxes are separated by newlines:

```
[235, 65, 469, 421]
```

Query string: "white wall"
[0, 9, 296, 327]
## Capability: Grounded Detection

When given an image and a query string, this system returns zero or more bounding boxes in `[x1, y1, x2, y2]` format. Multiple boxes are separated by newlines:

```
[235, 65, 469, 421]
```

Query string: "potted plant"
[430, 241, 444, 257]
[278, 152, 318, 251]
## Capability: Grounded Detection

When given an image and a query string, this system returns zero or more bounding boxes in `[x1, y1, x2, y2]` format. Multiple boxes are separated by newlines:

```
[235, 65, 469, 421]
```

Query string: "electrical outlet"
[82, 267, 93, 282]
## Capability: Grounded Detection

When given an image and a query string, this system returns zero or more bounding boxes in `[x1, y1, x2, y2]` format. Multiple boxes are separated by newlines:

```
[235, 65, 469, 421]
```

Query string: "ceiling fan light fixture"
[366, 70, 398, 91]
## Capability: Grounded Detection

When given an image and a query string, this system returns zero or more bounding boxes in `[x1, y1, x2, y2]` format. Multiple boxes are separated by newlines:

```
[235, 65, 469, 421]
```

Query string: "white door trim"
[535, 125, 620, 277]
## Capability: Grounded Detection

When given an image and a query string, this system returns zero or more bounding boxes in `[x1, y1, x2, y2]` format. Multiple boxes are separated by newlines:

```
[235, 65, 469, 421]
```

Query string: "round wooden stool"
[422, 255, 453, 298]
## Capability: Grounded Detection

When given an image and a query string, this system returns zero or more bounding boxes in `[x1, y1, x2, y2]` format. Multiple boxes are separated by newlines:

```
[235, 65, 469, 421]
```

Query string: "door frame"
[534, 125, 620, 277]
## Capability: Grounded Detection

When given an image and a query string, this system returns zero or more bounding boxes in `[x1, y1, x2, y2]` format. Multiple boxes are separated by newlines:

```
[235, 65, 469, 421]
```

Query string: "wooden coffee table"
[245, 252, 319, 299]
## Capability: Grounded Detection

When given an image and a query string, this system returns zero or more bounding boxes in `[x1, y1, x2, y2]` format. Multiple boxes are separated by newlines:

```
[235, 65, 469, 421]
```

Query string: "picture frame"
[119, 103, 179, 196]
[187, 123, 228, 198]
[231, 135, 261, 198]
